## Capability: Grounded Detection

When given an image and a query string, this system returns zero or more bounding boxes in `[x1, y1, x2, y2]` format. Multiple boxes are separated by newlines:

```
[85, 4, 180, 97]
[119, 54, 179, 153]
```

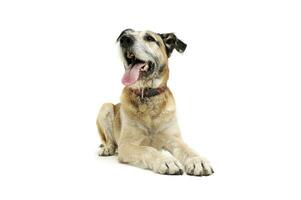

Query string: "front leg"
[156, 126, 214, 176]
[117, 127, 183, 175]
[118, 143, 183, 175]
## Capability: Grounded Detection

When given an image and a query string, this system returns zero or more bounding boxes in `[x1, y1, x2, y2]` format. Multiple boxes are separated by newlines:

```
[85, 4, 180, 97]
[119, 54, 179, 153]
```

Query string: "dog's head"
[117, 29, 186, 88]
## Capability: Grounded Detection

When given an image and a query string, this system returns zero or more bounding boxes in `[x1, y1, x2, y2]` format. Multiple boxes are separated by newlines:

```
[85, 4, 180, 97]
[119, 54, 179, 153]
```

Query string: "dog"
[96, 29, 214, 176]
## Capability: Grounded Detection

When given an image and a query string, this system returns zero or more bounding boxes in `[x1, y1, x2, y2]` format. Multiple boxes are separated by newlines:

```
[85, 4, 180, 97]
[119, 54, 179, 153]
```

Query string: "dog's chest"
[121, 89, 177, 135]
[135, 98, 176, 134]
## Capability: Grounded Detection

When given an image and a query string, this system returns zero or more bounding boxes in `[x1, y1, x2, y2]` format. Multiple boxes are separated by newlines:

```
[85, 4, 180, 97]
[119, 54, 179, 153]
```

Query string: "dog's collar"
[130, 86, 167, 98]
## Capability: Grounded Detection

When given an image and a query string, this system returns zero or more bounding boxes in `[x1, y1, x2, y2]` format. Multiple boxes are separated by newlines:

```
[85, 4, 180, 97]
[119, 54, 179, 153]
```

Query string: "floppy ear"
[159, 33, 187, 57]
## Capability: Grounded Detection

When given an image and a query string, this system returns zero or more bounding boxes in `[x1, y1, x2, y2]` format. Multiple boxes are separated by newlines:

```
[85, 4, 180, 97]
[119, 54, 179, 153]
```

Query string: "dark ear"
[159, 33, 187, 57]
[117, 28, 134, 42]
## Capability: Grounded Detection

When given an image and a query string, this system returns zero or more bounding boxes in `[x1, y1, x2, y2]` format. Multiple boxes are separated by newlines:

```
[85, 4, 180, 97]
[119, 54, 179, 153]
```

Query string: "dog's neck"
[127, 64, 169, 98]
[129, 86, 167, 98]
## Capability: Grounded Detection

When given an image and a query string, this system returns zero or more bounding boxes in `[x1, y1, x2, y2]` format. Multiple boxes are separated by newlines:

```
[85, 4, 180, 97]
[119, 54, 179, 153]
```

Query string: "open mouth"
[124, 51, 149, 72]
[121, 51, 151, 86]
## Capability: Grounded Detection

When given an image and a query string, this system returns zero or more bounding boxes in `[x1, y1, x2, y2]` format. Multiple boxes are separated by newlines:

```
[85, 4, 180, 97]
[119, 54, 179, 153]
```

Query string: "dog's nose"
[120, 35, 134, 48]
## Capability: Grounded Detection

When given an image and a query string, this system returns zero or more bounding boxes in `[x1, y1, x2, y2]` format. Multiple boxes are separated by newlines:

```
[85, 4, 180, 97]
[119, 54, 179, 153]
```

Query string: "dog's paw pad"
[185, 157, 214, 176]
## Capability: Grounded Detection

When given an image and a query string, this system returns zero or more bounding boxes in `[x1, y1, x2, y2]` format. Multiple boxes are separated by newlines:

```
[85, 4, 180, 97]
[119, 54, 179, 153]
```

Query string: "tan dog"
[97, 29, 214, 176]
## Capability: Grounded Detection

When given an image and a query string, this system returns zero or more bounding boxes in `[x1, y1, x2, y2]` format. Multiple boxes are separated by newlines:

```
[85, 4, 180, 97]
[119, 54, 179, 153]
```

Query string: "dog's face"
[117, 29, 186, 88]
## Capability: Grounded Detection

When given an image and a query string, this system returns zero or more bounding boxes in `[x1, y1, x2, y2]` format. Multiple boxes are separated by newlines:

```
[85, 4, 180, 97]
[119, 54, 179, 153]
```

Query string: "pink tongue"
[121, 63, 145, 86]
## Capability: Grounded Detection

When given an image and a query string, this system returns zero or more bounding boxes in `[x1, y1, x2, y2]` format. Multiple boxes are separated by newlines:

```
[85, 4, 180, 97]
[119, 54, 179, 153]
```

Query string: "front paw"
[98, 144, 116, 156]
[184, 157, 214, 176]
[154, 157, 184, 175]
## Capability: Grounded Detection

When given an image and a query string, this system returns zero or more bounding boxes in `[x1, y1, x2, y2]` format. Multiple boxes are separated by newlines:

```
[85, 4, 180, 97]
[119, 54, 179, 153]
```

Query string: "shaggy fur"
[97, 29, 214, 176]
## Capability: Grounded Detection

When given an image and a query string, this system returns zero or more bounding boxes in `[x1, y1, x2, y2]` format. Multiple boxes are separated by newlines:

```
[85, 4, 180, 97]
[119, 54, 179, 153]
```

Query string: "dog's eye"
[145, 35, 156, 42]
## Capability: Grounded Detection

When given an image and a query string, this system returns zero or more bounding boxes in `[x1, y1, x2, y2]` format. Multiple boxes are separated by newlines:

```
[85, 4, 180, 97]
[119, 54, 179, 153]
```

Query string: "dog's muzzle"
[120, 40, 155, 86]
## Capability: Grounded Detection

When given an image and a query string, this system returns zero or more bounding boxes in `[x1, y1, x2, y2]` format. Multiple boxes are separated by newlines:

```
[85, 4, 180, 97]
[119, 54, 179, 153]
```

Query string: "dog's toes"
[98, 144, 115, 156]
[156, 157, 184, 175]
[185, 157, 214, 176]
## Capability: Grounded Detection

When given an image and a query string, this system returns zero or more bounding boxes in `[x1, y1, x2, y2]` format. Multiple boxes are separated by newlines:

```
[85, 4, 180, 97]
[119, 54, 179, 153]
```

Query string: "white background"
[0, 0, 300, 199]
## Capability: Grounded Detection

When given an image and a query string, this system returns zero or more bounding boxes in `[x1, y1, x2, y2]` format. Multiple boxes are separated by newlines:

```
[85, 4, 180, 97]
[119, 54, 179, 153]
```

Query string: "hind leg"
[96, 103, 117, 156]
